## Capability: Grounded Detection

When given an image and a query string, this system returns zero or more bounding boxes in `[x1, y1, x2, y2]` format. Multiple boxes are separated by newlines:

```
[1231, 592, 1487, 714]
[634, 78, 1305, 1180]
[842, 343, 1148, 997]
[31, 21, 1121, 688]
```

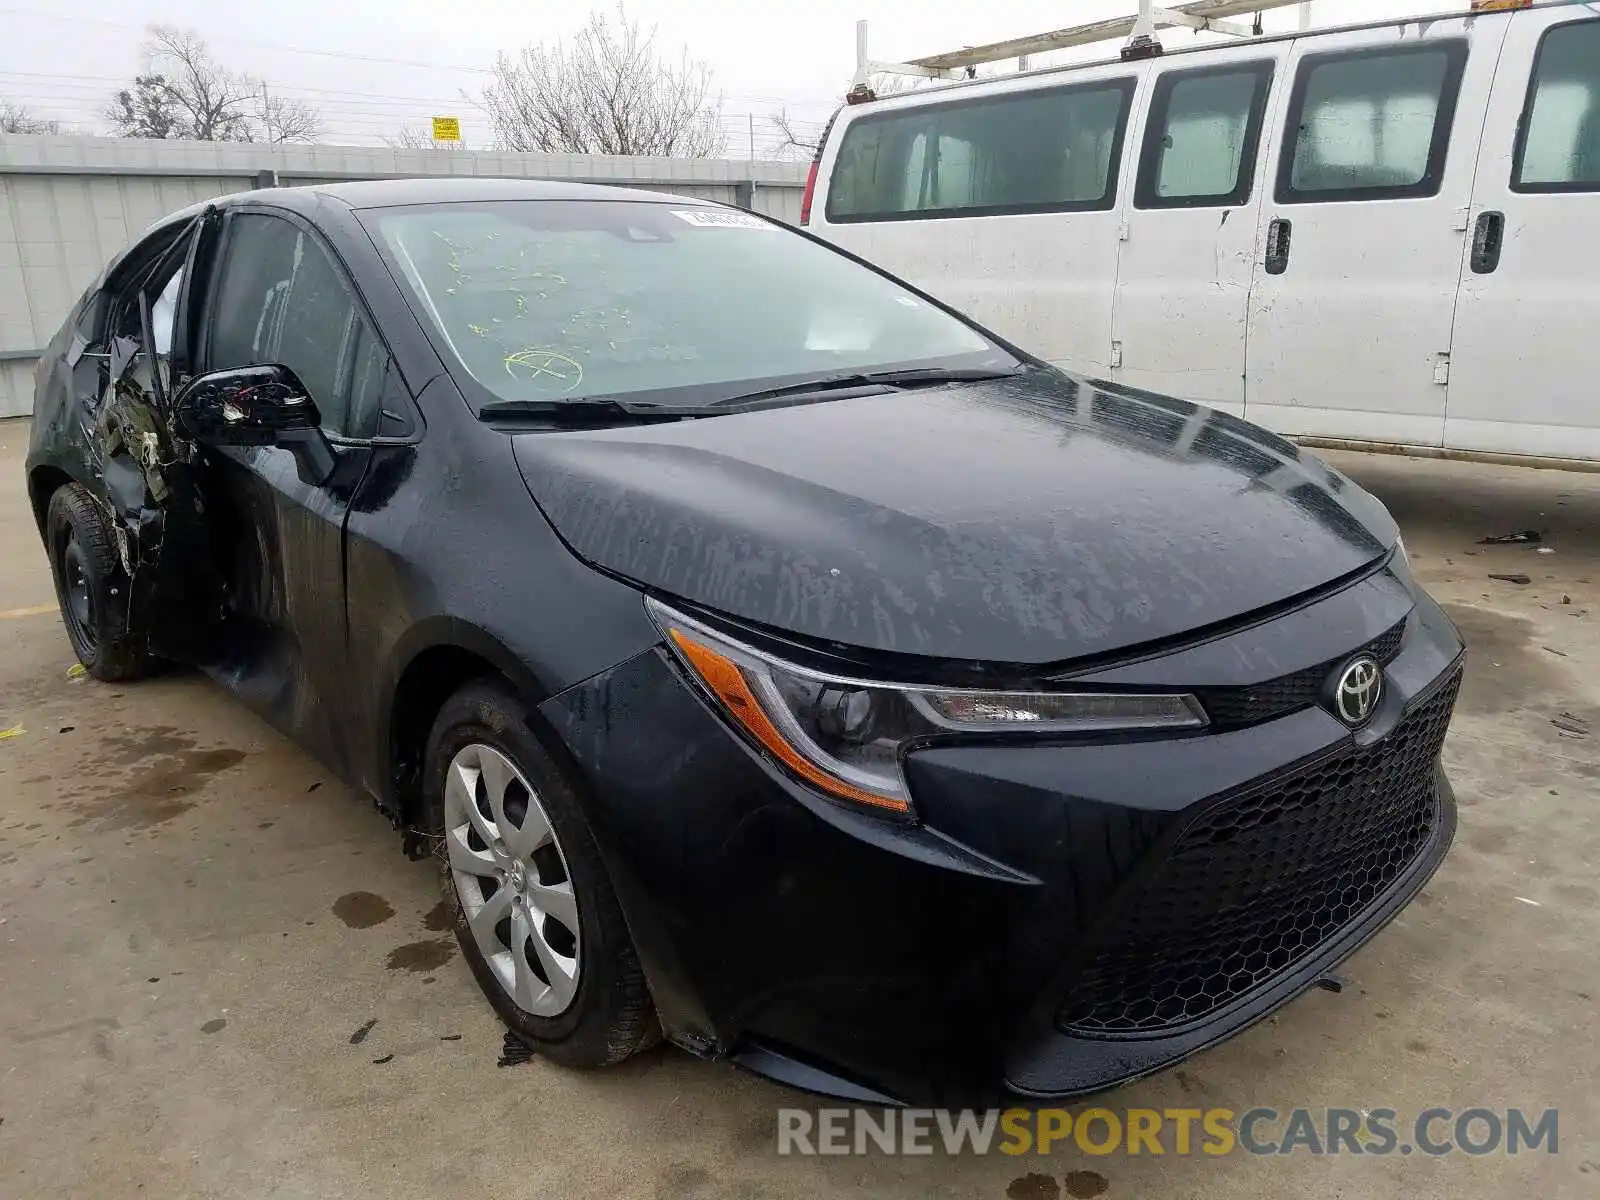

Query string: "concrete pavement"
[0, 419, 1595, 1199]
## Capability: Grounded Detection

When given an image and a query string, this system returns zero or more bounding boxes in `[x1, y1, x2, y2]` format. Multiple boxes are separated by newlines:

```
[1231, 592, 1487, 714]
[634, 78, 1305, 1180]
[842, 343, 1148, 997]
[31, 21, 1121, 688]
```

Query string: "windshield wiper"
[862, 365, 1026, 385]
[479, 365, 1029, 425]
[477, 398, 708, 425]
[707, 365, 1025, 408]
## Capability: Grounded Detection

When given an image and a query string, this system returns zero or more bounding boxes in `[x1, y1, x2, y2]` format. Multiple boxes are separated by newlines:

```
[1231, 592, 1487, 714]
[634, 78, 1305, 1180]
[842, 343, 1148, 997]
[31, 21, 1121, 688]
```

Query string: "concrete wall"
[0, 136, 808, 417]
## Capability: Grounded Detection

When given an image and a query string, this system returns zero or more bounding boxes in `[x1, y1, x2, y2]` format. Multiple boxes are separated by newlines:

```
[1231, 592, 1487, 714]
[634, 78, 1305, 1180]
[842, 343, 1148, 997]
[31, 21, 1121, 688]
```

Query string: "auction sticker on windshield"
[671, 209, 777, 229]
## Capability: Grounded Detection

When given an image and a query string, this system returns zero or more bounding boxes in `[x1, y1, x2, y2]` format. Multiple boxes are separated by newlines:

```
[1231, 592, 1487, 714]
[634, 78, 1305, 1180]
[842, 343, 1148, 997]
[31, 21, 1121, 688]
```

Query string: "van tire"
[423, 679, 660, 1068]
[46, 483, 155, 682]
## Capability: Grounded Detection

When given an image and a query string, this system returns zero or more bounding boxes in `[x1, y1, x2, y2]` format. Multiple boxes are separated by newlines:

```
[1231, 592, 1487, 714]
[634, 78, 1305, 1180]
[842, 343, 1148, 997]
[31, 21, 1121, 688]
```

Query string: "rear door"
[1445, 11, 1600, 462]
[196, 207, 409, 771]
[1244, 16, 1507, 445]
[814, 64, 1145, 376]
[1111, 47, 1284, 412]
[69, 214, 228, 663]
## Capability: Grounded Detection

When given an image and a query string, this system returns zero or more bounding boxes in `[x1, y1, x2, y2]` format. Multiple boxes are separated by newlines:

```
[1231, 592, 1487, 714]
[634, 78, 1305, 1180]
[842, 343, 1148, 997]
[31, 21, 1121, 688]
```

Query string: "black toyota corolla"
[24, 177, 1463, 1105]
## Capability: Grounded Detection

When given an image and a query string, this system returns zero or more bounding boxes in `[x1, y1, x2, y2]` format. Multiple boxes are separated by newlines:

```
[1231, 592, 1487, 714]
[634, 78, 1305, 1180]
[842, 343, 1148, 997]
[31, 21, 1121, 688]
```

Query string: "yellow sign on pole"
[431, 116, 462, 142]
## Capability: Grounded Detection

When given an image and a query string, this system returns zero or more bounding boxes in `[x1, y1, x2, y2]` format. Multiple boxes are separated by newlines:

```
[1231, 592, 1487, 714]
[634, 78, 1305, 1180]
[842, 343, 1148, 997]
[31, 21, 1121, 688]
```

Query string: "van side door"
[1111, 46, 1285, 412]
[1445, 11, 1600, 462]
[1244, 14, 1508, 446]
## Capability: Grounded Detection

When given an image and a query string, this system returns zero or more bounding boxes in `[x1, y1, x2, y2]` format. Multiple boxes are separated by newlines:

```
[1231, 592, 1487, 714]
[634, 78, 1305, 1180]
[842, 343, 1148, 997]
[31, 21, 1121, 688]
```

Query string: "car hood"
[512, 371, 1398, 667]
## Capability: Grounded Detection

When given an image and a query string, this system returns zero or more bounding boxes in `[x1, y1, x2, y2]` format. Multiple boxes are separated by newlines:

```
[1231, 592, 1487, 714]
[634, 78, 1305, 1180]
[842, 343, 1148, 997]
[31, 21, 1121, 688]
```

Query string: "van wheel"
[46, 483, 154, 682]
[423, 679, 659, 1068]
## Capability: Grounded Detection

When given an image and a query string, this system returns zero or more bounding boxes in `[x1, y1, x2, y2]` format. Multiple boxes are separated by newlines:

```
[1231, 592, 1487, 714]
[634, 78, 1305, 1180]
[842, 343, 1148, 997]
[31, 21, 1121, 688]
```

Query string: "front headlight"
[648, 599, 1206, 816]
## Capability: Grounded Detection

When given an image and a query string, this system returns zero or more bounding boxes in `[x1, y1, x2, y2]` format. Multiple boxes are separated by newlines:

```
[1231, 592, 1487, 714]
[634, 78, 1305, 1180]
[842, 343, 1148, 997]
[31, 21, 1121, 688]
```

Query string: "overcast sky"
[3, 0, 1454, 153]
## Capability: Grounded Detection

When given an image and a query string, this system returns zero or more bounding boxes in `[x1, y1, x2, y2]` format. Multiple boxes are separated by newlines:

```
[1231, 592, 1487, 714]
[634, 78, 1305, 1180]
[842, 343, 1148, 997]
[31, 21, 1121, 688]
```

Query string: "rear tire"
[423, 679, 659, 1068]
[45, 483, 155, 682]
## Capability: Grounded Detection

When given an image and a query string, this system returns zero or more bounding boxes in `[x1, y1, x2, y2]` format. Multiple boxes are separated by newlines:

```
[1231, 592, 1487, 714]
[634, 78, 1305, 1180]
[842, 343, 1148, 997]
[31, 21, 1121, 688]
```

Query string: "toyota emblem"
[1332, 656, 1383, 727]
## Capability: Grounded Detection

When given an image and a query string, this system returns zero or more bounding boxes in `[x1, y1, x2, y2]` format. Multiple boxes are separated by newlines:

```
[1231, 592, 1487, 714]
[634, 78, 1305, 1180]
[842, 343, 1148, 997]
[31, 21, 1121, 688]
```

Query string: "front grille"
[1057, 670, 1460, 1037]
[1196, 618, 1408, 729]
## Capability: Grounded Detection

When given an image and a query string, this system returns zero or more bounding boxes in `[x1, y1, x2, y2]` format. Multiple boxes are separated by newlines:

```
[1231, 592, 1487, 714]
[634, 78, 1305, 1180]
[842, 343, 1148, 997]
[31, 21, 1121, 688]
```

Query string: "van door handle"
[1470, 210, 1505, 274]
[1264, 218, 1292, 275]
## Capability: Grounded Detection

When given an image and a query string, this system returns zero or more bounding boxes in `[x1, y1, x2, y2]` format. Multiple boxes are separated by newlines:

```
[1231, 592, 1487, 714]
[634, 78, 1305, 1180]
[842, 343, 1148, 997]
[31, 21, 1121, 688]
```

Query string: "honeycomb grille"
[1057, 670, 1460, 1037]
[1196, 618, 1408, 729]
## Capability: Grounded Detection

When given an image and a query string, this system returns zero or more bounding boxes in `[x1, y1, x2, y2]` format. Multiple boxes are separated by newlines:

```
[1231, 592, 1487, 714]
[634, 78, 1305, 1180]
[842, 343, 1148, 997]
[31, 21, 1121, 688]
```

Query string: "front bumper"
[1005, 764, 1455, 1098]
[539, 575, 1465, 1106]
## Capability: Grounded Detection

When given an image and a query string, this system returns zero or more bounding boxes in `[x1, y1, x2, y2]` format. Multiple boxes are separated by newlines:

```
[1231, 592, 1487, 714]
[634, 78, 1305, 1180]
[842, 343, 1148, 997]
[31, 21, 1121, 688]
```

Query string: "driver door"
[192, 207, 409, 772]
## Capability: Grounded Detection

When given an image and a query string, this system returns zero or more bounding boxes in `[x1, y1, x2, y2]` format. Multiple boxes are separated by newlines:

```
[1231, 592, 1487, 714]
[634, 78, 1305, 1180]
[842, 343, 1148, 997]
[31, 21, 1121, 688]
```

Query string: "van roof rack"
[851, 0, 1312, 92]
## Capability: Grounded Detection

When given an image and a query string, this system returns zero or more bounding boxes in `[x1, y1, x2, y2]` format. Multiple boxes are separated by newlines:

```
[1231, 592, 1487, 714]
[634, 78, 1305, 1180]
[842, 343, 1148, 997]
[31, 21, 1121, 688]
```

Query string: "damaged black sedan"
[25, 178, 1463, 1104]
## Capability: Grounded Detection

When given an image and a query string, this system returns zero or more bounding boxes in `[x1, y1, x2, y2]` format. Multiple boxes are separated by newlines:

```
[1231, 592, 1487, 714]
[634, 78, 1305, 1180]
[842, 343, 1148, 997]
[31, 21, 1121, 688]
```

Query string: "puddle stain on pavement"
[1446, 603, 1600, 780]
[333, 892, 395, 929]
[1063, 1172, 1109, 1199]
[57, 725, 247, 831]
[1446, 603, 1565, 715]
[1006, 1175, 1060, 1200]
[386, 938, 455, 972]
[422, 900, 455, 932]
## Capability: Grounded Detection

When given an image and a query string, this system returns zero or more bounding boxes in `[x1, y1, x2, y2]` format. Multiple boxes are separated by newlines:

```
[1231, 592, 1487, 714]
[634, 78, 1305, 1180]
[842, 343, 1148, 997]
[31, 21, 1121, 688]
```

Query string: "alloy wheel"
[443, 743, 581, 1017]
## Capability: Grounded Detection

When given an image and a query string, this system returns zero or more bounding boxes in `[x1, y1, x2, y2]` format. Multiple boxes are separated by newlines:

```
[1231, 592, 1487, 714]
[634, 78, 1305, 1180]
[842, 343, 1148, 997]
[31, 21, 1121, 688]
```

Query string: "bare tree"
[771, 73, 924, 158]
[385, 124, 467, 151]
[770, 109, 820, 157]
[1, 100, 60, 135]
[852, 72, 922, 101]
[109, 74, 184, 140]
[107, 25, 321, 142]
[257, 90, 322, 144]
[108, 26, 253, 140]
[479, 4, 724, 156]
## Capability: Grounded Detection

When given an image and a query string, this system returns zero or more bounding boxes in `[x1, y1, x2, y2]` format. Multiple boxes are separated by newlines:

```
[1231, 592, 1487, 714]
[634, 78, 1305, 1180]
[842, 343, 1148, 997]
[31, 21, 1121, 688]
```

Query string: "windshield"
[363, 200, 1011, 407]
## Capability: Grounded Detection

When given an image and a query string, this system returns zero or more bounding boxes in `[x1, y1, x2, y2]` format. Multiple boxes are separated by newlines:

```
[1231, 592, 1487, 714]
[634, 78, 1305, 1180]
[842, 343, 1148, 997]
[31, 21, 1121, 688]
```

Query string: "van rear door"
[1243, 14, 1507, 447]
[1110, 45, 1286, 413]
[1445, 11, 1600, 463]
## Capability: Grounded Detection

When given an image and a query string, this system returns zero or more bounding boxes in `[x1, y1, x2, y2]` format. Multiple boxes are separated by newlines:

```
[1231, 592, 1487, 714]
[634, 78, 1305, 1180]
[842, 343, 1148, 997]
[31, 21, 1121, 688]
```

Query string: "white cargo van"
[805, 0, 1600, 466]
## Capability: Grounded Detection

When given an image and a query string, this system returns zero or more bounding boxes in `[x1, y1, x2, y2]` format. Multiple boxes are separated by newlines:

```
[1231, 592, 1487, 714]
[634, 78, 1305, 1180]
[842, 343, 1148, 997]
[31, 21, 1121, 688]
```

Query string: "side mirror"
[174, 363, 335, 485]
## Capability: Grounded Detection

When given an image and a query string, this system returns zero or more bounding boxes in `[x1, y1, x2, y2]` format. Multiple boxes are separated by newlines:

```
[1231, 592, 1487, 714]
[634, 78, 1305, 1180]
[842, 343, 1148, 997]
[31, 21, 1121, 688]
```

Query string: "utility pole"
[747, 113, 755, 161]
[261, 81, 274, 142]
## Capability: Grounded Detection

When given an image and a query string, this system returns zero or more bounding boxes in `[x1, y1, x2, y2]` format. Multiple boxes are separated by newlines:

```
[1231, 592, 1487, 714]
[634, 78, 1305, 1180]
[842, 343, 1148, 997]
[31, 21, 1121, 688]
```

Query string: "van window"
[1277, 43, 1467, 203]
[825, 79, 1136, 223]
[1514, 20, 1600, 192]
[1136, 62, 1274, 208]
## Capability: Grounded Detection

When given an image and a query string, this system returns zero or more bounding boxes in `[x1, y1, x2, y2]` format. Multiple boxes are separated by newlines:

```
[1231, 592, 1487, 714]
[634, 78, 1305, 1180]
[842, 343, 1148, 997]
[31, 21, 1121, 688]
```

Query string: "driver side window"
[102, 227, 192, 406]
[151, 266, 183, 357]
[206, 212, 393, 440]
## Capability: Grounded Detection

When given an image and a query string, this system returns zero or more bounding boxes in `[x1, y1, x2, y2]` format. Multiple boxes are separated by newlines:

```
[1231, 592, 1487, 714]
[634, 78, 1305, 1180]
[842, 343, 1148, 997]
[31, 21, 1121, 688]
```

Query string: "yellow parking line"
[0, 604, 57, 621]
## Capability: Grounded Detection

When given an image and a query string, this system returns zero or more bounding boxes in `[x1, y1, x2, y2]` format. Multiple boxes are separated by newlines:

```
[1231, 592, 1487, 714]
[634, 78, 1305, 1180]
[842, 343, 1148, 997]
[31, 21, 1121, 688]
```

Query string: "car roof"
[154, 177, 710, 227]
[108, 178, 731, 285]
[288, 177, 710, 211]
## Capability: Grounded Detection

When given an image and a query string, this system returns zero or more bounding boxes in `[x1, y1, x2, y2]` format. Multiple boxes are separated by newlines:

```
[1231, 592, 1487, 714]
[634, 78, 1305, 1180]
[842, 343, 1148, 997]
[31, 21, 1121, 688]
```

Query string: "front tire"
[423, 679, 658, 1068]
[46, 483, 154, 682]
